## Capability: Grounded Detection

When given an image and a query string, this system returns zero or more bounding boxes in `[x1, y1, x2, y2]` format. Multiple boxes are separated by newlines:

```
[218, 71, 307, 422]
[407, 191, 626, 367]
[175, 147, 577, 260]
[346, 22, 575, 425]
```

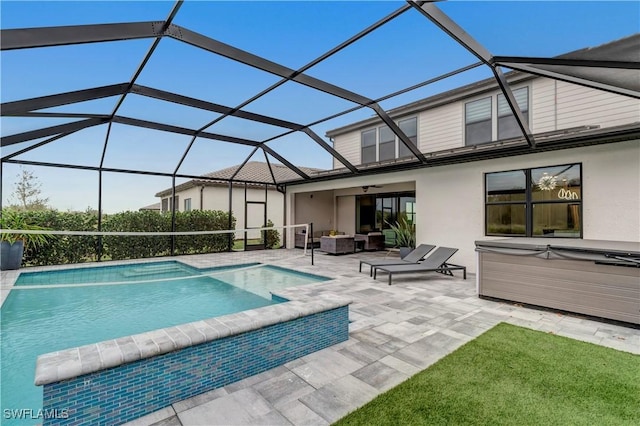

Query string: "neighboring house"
[155, 161, 322, 235]
[285, 36, 640, 273]
[138, 202, 161, 212]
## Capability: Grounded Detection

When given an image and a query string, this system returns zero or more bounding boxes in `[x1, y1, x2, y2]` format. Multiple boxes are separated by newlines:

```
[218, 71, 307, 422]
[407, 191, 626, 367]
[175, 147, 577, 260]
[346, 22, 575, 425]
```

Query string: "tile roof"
[139, 202, 161, 211]
[155, 161, 325, 197]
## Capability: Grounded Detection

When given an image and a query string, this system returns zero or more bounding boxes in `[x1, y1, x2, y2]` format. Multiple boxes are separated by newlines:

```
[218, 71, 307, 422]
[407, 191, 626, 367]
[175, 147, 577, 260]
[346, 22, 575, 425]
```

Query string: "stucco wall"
[163, 186, 284, 233]
[293, 191, 335, 233]
[287, 140, 640, 274]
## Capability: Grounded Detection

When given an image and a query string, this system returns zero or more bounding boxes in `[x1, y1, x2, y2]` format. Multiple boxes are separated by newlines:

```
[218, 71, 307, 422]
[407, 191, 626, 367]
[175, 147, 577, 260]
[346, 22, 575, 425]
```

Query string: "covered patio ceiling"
[1, 0, 639, 197]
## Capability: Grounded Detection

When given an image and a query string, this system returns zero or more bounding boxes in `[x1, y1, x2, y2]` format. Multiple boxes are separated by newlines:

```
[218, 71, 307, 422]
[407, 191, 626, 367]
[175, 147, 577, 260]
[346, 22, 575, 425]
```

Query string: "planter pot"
[1, 240, 24, 270]
[399, 246, 413, 259]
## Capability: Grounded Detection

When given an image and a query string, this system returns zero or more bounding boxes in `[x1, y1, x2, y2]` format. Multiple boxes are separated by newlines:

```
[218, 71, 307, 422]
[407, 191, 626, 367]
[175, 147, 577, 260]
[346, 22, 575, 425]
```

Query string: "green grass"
[336, 323, 640, 426]
[232, 238, 262, 251]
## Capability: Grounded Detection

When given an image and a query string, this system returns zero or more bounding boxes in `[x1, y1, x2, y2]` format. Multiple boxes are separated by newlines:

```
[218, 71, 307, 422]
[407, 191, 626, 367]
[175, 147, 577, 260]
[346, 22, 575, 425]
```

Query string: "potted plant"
[0, 210, 50, 270]
[386, 217, 416, 259]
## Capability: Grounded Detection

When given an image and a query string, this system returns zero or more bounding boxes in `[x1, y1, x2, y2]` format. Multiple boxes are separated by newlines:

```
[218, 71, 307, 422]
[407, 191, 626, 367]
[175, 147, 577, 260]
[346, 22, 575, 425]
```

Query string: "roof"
[326, 34, 640, 138]
[139, 202, 161, 211]
[155, 161, 324, 197]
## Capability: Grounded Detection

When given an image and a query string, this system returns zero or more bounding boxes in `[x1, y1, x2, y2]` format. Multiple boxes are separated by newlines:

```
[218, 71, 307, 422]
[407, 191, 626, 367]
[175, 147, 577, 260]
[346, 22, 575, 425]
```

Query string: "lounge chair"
[373, 247, 466, 285]
[359, 244, 436, 276]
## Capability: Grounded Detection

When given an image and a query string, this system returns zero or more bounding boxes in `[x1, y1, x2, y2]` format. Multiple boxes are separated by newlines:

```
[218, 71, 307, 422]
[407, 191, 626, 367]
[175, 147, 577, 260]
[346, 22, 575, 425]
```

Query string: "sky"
[1, 0, 638, 213]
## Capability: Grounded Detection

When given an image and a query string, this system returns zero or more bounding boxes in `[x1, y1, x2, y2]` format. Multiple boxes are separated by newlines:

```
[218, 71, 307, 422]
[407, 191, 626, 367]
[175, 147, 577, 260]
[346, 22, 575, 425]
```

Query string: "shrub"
[101, 211, 171, 260]
[17, 210, 99, 266]
[1, 209, 236, 265]
[263, 219, 280, 249]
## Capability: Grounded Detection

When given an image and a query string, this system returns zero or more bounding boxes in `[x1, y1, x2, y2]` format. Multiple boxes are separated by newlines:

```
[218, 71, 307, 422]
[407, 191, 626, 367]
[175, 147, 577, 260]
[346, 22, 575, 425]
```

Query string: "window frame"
[464, 85, 531, 146]
[465, 96, 492, 146]
[497, 87, 529, 140]
[360, 128, 377, 164]
[398, 117, 418, 158]
[484, 162, 583, 238]
[184, 198, 192, 211]
[360, 116, 419, 164]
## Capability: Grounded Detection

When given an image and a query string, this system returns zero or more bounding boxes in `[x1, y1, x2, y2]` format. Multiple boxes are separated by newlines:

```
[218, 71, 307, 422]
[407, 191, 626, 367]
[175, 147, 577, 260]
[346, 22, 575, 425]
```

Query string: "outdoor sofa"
[354, 232, 385, 251]
[295, 230, 344, 249]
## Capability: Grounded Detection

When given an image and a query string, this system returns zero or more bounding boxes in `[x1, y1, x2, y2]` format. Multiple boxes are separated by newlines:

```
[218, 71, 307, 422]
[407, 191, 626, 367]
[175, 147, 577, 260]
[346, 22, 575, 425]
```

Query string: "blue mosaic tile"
[42, 306, 348, 425]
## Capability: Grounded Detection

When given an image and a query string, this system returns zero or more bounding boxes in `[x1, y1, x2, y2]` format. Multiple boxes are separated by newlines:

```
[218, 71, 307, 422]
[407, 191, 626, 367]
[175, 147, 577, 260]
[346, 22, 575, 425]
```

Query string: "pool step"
[121, 264, 191, 277]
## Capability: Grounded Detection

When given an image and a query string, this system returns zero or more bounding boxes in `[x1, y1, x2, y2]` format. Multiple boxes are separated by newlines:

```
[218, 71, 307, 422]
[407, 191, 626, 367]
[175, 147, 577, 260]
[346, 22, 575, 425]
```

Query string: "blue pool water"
[0, 261, 327, 425]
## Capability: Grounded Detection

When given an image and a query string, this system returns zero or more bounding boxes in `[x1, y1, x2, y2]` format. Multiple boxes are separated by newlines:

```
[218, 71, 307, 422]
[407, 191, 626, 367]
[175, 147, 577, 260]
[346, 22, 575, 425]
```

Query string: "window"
[398, 117, 417, 158]
[184, 198, 192, 211]
[361, 129, 377, 164]
[161, 196, 179, 212]
[465, 86, 530, 145]
[378, 126, 395, 161]
[485, 163, 582, 237]
[498, 87, 529, 140]
[361, 117, 418, 164]
[465, 97, 492, 145]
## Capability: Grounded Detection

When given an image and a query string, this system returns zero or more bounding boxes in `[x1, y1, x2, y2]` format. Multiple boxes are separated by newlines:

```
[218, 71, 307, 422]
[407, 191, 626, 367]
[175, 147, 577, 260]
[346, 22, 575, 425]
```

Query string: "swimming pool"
[0, 261, 328, 425]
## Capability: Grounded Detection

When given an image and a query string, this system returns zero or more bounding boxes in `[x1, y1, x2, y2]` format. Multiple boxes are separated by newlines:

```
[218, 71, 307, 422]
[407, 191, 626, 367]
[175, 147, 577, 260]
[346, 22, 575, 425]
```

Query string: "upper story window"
[498, 87, 529, 140]
[465, 97, 492, 146]
[465, 86, 529, 146]
[360, 117, 418, 164]
[398, 117, 418, 158]
[378, 126, 395, 161]
[485, 163, 582, 238]
[361, 129, 377, 164]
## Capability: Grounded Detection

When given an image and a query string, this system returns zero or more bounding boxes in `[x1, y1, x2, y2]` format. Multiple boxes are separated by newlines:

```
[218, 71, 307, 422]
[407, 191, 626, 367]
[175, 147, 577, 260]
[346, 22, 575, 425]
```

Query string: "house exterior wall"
[420, 102, 463, 152]
[332, 131, 360, 169]
[161, 186, 285, 232]
[293, 191, 335, 232]
[286, 140, 640, 274]
[336, 196, 355, 236]
[329, 77, 639, 165]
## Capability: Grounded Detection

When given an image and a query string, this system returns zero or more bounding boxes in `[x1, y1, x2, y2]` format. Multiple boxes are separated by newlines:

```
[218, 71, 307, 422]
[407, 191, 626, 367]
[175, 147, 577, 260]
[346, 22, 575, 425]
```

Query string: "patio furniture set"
[359, 244, 467, 285]
[296, 231, 466, 285]
[295, 231, 385, 254]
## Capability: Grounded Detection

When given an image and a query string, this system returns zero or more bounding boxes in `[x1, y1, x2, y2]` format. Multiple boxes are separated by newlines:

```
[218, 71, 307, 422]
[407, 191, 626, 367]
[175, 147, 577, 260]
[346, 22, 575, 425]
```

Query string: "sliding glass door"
[356, 192, 416, 247]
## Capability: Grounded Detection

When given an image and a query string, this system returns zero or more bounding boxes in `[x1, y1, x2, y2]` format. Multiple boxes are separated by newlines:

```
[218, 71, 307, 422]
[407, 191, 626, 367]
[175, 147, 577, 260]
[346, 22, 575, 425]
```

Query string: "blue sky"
[1, 1, 638, 213]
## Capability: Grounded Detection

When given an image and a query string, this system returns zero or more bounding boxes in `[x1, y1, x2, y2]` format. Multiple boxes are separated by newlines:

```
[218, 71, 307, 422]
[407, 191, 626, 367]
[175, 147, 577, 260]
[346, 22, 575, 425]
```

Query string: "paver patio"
[114, 249, 639, 426]
[2, 249, 637, 425]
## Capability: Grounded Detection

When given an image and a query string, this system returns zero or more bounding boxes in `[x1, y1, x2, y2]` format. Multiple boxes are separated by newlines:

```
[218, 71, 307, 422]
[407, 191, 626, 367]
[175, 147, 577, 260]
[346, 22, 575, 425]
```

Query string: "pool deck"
[2, 249, 639, 425]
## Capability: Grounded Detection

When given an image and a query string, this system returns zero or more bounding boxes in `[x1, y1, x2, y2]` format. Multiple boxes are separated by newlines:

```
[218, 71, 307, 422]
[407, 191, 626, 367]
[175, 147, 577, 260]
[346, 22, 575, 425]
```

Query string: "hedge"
[1, 209, 235, 266]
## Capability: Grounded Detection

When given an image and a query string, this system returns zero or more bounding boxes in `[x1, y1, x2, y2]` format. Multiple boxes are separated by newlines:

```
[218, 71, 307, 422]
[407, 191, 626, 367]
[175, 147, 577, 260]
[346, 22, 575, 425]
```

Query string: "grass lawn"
[232, 238, 262, 251]
[336, 323, 639, 425]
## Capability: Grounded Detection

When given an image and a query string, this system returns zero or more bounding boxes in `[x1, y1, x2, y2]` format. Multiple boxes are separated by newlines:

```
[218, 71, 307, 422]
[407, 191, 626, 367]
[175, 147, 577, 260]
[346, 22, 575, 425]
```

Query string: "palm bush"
[386, 217, 415, 248]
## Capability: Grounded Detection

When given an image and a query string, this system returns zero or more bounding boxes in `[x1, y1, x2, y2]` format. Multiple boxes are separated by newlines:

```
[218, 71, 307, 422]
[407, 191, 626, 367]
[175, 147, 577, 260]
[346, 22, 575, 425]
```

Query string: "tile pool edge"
[35, 294, 351, 386]
[34, 294, 350, 425]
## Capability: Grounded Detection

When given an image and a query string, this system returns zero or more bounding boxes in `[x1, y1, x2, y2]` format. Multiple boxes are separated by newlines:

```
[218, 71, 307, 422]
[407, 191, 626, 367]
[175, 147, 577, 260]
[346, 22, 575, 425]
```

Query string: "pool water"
[0, 261, 326, 425]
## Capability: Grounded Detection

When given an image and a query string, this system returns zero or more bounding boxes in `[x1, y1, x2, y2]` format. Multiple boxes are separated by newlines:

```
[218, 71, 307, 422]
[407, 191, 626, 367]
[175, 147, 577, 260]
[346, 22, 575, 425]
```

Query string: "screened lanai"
[1, 0, 639, 221]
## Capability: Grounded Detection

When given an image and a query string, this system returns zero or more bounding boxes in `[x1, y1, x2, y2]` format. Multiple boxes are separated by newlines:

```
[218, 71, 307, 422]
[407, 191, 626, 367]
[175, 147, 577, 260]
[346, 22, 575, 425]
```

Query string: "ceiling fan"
[361, 185, 383, 193]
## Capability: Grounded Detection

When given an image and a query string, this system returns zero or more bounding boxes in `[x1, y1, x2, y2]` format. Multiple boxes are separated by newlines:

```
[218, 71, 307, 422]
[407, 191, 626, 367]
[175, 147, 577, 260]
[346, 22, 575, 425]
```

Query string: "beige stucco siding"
[416, 140, 640, 272]
[294, 191, 335, 232]
[336, 196, 355, 236]
[165, 186, 284, 234]
[287, 140, 640, 274]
